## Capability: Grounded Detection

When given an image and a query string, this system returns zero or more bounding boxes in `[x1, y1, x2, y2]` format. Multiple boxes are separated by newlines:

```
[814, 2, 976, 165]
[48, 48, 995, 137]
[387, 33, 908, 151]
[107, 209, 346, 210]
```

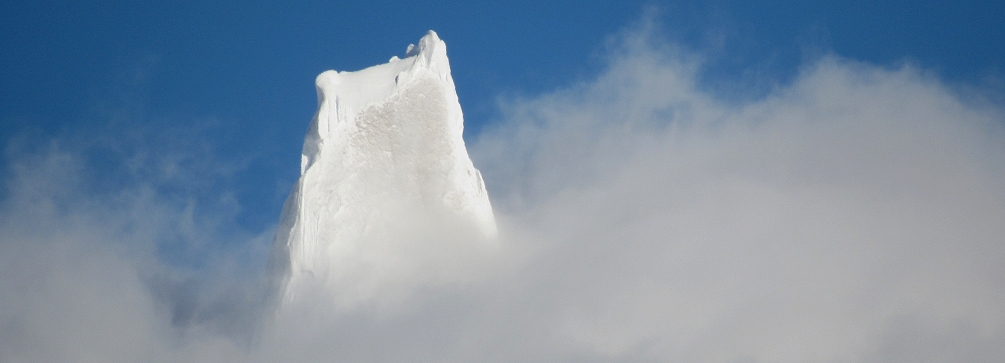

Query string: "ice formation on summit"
[272, 31, 496, 308]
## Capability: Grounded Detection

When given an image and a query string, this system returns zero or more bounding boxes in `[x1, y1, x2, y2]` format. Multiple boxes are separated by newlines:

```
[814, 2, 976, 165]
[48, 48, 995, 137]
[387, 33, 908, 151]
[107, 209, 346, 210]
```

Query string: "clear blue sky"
[2, 0, 1003, 231]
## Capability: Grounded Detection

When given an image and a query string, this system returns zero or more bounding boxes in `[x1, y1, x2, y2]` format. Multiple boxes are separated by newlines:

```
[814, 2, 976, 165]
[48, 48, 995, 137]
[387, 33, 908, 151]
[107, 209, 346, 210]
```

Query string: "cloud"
[2, 26, 1004, 362]
[0, 127, 272, 362]
[470, 28, 1005, 362]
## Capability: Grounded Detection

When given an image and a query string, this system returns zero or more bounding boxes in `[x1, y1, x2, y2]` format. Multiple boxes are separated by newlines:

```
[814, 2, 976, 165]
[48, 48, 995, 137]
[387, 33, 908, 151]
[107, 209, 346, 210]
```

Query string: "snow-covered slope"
[272, 31, 496, 309]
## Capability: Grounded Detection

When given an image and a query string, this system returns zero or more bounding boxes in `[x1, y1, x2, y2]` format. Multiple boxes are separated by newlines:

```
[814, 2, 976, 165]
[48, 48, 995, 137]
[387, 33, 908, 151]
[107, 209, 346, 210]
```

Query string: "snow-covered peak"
[313, 31, 448, 127]
[274, 31, 496, 311]
[303, 30, 457, 174]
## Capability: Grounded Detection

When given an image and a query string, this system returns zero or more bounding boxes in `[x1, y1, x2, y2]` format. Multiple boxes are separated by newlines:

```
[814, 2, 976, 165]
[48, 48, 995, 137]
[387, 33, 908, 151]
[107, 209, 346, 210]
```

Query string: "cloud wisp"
[471, 30, 1005, 362]
[2, 28, 1004, 362]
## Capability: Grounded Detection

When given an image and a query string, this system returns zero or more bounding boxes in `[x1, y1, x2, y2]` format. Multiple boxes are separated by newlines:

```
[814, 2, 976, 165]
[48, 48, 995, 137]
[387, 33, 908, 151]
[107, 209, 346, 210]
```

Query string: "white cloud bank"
[2, 29, 1004, 362]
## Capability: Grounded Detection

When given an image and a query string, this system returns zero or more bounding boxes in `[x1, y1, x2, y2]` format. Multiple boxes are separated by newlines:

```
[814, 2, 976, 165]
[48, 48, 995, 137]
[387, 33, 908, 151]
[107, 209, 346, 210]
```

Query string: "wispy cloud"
[471, 27, 1005, 362]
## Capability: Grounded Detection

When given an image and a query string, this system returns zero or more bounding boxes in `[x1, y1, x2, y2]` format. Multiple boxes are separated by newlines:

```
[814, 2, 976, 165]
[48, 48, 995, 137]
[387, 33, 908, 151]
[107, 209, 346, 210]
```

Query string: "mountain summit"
[272, 31, 496, 309]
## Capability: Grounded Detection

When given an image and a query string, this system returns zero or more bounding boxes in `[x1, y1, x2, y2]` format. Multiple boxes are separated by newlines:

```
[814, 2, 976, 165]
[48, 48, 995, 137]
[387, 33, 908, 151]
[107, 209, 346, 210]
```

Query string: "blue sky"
[2, 2, 1005, 361]
[3, 1, 1003, 231]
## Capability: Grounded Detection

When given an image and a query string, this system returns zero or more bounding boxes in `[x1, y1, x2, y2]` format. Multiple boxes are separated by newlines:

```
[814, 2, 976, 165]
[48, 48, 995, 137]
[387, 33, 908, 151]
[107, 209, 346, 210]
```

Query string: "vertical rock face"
[272, 31, 496, 309]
